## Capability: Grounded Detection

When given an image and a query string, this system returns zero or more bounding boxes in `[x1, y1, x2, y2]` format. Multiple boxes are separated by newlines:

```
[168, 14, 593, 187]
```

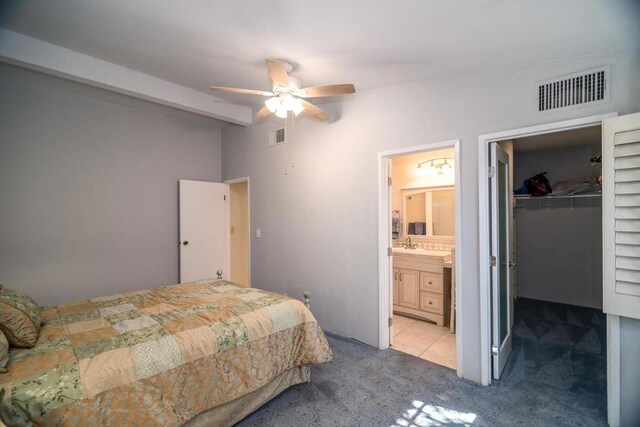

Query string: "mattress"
[0, 279, 332, 425]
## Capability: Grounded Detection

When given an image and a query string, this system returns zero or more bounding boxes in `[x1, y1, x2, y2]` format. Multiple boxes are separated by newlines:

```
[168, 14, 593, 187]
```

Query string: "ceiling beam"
[0, 29, 253, 126]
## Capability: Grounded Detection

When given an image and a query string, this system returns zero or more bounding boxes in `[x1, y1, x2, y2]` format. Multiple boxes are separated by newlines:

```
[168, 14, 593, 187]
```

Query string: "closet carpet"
[237, 298, 607, 427]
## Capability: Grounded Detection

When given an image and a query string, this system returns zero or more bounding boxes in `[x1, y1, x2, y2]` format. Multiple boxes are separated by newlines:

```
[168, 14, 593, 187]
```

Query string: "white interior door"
[490, 143, 513, 379]
[179, 180, 229, 283]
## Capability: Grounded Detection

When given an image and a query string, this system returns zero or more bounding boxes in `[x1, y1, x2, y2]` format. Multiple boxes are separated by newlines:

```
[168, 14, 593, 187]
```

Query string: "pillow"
[0, 285, 41, 348]
[0, 330, 8, 372]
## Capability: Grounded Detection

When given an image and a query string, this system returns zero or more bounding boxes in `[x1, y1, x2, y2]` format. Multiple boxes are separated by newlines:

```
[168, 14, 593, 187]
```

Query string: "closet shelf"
[514, 192, 601, 200]
[514, 192, 601, 210]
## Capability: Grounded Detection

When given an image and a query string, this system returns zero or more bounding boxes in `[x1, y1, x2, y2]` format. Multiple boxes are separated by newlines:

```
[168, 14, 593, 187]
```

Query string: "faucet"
[403, 236, 416, 249]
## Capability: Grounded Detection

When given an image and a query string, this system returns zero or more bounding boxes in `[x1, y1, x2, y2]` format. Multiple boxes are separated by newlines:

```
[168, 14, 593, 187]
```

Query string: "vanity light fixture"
[417, 157, 454, 176]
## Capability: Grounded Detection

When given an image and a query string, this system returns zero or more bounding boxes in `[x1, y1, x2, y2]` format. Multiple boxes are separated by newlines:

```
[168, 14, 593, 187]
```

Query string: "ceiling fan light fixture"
[287, 96, 304, 116]
[275, 104, 288, 119]
[291, 100, 304, 116]
[282, 94, 296, 110]
[214, 59, 352, 122]
[265, 96, 280, 113]
[280, 93, 304, 116]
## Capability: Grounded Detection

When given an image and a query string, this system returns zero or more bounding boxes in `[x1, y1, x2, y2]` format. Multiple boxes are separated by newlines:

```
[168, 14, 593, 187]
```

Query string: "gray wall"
[0, 63, 224, 306]
[514, 144, 603, 308]
[221, 50, 640, 384]
[621, 316, 640, 426]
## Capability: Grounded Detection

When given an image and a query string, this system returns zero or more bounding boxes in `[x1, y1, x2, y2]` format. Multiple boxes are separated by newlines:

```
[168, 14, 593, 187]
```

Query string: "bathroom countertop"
[392, 247, 452, 264]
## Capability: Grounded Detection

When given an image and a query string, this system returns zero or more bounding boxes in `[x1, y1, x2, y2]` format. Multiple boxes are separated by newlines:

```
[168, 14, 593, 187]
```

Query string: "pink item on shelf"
[552, 176, 601, 196]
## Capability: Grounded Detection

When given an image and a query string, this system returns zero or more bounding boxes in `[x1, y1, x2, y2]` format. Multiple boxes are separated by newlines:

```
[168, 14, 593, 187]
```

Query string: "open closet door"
[603, 112, 640, 319]
[490, 143, 513, 379]
[179, 180, 229, 283]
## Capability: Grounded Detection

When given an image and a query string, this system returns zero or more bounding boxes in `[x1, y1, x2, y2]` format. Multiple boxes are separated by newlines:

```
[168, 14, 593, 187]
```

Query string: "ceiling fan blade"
[298, 84, 355, 98]
[299, 99, 329, 122]
[210, 86, 273, 96]
[254, 106, 271, 120]
[266, 59, 289, 87]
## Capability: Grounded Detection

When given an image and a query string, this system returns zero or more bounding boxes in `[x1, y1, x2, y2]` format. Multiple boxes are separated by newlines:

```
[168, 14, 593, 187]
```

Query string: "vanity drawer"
[420, 292, 443, 314]
[393, 258, 443, 274]
[420, 273, 443, 294]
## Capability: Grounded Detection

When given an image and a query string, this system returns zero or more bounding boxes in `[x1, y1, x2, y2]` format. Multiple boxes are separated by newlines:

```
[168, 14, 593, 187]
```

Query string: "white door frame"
[224, 177, 251, 287]
[377, 139, 463, 377]
[477, 112, 618, 386]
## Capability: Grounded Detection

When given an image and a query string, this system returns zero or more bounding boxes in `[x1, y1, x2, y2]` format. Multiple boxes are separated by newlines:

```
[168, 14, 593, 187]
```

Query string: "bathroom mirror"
[402, 186, 455, 237]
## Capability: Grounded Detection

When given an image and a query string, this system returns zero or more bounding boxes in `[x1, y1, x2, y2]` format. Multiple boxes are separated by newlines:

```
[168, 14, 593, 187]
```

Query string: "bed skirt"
[183, 366, 310, 427]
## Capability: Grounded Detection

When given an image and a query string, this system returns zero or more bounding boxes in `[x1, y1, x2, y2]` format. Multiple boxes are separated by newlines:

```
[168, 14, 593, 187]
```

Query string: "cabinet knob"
[429, 301, 433, 305]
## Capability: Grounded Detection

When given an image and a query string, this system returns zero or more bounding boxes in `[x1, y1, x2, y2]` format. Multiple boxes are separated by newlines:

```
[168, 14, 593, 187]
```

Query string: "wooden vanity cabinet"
[395, 268, 419, 309]
[393, 254, 451, 326]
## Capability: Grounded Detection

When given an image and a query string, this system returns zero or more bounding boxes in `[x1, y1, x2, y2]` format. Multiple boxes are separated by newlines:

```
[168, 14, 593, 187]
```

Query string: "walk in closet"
[508, 126, 603, 309]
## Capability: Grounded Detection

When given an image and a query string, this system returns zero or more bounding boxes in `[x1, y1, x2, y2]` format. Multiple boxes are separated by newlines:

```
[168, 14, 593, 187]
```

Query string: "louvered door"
[603, 113, 640, 320]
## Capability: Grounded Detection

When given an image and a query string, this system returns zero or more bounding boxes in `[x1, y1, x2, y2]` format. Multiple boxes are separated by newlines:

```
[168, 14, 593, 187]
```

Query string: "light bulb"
[291, 98, 304, 116]
[281, 94, 304, 116]
[416, 165, 427, 177]
[265, 97, 280, 113]
[282, 94, 296, 110]
[275, 105, 288, 119]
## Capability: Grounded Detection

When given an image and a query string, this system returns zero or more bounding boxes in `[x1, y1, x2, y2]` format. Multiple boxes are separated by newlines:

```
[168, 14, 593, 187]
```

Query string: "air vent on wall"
[535, 66, 610, 113]
[268, 127, 287, 147]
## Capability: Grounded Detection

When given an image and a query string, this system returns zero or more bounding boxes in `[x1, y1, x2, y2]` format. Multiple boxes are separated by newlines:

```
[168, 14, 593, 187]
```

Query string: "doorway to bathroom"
[377, 140, 462, 374]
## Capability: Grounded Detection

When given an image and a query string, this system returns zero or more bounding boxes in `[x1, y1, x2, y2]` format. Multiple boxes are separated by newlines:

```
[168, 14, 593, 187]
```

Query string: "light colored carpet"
[237, 298, 606, 426]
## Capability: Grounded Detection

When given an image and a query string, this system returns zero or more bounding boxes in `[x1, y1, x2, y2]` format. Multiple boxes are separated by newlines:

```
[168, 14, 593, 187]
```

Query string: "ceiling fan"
[210, 59, 355, 122]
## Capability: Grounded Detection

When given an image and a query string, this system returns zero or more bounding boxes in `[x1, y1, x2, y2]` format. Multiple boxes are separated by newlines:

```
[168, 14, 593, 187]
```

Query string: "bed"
[0, 279, 332, 426]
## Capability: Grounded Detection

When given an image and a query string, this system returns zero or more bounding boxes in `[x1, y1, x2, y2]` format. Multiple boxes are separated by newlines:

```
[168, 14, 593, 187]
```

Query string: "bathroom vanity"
[392, 248, 452, 326]
[393, 184, 454, 326]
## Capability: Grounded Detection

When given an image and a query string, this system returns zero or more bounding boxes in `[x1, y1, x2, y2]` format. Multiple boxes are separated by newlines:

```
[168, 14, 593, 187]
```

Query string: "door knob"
[182, 241, 189, 246]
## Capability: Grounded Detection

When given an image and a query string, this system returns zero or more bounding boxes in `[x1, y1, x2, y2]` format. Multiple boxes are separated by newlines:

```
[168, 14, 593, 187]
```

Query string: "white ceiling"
[1, 0, 638, 108]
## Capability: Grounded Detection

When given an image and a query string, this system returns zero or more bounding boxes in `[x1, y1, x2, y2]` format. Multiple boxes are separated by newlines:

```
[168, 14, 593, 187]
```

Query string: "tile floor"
[390, 314, 456, 369]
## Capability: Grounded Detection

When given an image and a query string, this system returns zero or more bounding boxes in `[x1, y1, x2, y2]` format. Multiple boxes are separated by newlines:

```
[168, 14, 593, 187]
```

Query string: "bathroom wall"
[391, 148, 455, 215]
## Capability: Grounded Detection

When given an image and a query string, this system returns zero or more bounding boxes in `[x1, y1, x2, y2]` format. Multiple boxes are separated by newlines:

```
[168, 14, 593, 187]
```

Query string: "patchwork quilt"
[0, 280, 332, 425]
